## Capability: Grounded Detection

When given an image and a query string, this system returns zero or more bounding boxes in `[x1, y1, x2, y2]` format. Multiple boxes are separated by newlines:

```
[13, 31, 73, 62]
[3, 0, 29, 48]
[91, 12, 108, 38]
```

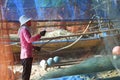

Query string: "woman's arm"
[23, 28, 41, 43]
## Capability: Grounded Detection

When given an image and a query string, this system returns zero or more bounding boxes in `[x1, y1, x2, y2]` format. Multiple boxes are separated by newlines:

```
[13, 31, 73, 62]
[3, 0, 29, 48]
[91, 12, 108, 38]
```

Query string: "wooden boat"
[10, 32, 103, 56]
[9, 19, 120, 63]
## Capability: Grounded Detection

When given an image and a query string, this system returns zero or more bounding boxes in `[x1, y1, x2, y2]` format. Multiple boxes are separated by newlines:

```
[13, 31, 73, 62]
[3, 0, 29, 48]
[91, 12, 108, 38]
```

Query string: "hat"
[19, 15, 32, 26]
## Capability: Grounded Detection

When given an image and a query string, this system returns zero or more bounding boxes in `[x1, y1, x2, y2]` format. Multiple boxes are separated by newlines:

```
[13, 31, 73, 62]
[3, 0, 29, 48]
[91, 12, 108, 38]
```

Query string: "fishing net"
[40, 0, 120, 79]
[103, 0, 120, 77]
[1, 0, 120, 80]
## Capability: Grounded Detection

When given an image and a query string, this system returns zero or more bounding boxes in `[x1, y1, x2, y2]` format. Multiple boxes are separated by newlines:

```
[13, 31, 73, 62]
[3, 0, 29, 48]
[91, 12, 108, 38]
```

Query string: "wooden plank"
[50, 58, 84, 67]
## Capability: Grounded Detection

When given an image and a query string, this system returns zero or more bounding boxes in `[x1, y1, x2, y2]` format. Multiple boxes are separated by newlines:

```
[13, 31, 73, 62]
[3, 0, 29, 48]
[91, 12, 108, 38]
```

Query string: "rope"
[49, 19, 93, 54]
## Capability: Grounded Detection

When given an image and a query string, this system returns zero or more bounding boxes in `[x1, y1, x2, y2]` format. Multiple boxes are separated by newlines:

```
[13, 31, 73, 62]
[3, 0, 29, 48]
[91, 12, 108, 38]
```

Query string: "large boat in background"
[9, 17, 120, 63]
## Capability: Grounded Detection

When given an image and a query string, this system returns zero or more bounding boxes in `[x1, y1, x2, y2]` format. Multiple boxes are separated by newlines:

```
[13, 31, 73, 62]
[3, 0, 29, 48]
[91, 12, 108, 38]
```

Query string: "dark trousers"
[21, 58, 33, 80]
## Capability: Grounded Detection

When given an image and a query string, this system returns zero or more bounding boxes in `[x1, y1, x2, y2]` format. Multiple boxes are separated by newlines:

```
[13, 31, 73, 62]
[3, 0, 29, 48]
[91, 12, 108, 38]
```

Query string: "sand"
[14, 63, 70, 80]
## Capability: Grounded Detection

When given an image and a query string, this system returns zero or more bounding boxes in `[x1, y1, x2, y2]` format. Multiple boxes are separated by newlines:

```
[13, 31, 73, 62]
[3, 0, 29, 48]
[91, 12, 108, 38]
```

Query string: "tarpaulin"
[48, 75, 84, 80]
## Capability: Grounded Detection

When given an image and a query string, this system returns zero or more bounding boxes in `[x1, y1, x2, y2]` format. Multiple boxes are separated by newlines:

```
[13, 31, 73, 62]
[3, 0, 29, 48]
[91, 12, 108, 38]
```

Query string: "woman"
[18, 15, 46, 80]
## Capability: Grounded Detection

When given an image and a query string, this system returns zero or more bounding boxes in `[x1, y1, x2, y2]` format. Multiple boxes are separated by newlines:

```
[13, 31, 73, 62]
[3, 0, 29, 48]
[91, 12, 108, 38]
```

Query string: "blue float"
[47, 58, 54, 66]
[53, 56, 60, 63]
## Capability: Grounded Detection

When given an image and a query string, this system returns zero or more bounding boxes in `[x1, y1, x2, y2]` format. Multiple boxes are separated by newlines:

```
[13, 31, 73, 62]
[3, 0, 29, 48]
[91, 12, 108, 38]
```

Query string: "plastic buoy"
[40, 59, 47, 69]
[47, 58, 54, 66]
[53, 56, 60, 63]
[112, 46, 120, 55]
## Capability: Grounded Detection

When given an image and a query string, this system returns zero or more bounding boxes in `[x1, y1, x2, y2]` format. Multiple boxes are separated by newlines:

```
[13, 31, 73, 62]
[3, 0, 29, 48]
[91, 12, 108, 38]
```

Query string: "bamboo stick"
[10, 28, 120, 42]
[50, 58, 85, 67]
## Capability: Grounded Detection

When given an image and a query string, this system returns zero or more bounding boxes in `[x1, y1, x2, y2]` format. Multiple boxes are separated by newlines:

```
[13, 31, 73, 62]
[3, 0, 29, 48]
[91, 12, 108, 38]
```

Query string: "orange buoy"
[112, 46, 120, 55]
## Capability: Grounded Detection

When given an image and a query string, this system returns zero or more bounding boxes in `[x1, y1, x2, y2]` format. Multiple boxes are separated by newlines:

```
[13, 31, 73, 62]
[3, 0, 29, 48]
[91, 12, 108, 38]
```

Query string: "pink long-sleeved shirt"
[19, 26, 41, 59]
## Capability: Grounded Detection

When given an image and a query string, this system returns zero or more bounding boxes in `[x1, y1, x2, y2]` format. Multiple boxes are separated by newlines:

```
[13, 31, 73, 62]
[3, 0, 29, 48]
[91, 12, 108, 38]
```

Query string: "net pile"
[42, 29, 77, 40]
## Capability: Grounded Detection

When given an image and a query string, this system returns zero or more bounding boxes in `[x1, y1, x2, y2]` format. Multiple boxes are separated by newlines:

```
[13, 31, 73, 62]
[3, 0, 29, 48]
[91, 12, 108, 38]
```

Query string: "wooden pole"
[10, 28, 120, 42]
